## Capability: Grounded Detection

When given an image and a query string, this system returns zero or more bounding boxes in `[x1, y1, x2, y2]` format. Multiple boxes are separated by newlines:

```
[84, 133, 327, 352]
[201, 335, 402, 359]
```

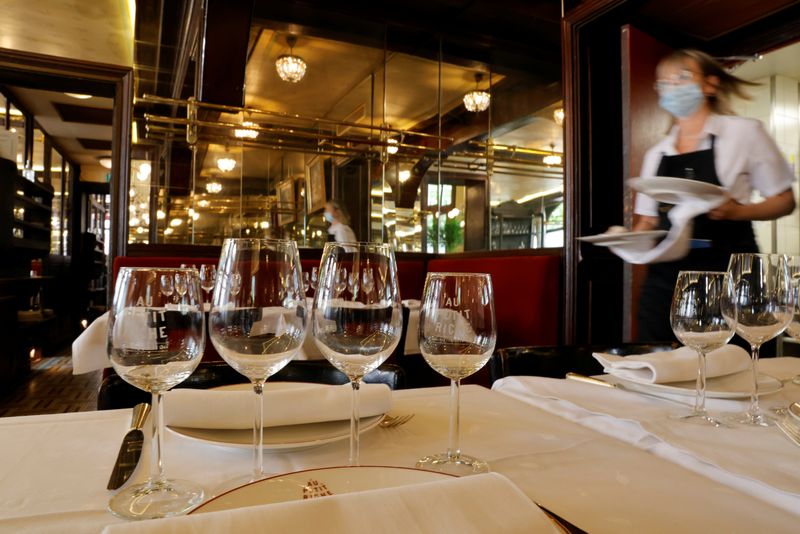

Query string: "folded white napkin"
[72, 312, 111, 374]
[609, 195, 725, 264]
[402, 299, 421, 309]
[100, 473, 556, 534]
[163, 382, 392, 429]
[593, 344, 750, 384]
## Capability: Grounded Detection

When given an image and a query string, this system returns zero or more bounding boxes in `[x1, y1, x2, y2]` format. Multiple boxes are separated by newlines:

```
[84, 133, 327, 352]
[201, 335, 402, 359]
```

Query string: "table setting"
[5, 243, 800, 532]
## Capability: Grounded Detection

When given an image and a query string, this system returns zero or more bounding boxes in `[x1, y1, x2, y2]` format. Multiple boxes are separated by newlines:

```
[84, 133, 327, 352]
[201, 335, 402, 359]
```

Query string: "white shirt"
[328, 221, 357, 243]
[635, 114, 794, 217]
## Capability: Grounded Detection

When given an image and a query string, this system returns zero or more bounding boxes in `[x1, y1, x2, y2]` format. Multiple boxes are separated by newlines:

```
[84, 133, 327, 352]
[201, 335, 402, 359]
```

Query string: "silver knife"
[107, 403, 151, 490]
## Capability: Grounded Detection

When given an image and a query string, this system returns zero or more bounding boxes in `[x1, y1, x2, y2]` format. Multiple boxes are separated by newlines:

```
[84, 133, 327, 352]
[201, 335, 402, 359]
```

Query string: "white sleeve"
[745, 120, 795, 198]
[633, 147, 663, 217]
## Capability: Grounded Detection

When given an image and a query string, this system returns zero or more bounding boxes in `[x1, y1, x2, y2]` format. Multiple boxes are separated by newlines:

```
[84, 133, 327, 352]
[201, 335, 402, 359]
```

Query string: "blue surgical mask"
[658, 82, 704, 118]
[324, 212, 334, 223]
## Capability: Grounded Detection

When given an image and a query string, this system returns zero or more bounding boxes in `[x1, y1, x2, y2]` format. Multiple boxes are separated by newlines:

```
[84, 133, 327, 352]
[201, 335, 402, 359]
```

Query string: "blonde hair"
[659, 49, 757, 115]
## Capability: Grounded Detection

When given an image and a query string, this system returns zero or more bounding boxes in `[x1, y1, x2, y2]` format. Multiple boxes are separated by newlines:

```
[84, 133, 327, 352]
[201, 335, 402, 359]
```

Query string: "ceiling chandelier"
[543, 143, 562, 166]
[463, 73, 490, 112]
[553, 107, 565, 126]
[206, 181, 222, 194]
[275, 35, 307, 83]
[216, 157, 236, 172]
[234, 121, 259, 139]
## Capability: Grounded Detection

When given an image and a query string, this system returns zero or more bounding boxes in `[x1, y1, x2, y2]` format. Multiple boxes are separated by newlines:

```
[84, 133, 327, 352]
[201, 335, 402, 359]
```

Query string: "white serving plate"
[605, 370, 782, 399]
[577, 230, 667, 247]
[629, 176, 725, 205]
[167, 383, 383, 452]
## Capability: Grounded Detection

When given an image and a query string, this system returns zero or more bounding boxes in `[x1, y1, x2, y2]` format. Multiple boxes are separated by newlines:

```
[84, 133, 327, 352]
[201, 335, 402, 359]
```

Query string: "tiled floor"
[0, 351, 101, 417]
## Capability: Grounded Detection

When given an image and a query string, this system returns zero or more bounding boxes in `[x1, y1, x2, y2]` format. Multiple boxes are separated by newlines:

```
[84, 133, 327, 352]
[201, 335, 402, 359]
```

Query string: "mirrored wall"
[130, 24, 564, 251]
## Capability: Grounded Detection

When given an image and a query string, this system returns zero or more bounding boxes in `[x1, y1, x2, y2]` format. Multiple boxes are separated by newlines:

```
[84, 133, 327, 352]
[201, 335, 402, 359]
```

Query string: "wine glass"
[361, 267, 375, 303]
[724, 253, 793, 426]
[334, 267, 348, 298]
[107, 267, 205, 519]
[416, 272, 496, 475]
[780, 257, 800, 386]
[670, 271, 735, 426]
[347, 270, 360, 300]
[199, 264, 217, 303]
[312, 242, 403, 466]
[174, 272, 188, 303]
[159, 273, 174, 300]
[209, 239, 306, 484]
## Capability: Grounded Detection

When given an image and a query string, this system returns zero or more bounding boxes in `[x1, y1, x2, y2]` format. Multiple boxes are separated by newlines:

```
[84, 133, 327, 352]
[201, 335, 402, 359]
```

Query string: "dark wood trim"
[110, 71, 134, 267]
[562, 0, 628, 345]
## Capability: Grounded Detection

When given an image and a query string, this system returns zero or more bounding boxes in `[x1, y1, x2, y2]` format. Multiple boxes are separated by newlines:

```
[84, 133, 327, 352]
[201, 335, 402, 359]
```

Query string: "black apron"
[636, 135, 758, 342]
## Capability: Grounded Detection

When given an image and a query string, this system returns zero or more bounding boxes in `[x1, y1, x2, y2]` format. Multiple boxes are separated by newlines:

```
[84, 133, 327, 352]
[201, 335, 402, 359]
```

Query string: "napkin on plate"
[163, 382, 392, 429]
[608, 195, 725, 264]
[72, 312, 111, 374]
[100, 473, 557, 534]
[593, 344, 750, 384]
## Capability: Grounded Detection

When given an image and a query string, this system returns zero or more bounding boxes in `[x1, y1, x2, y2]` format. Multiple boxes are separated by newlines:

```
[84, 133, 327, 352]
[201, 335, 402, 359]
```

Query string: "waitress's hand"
[707, 198, 745, 221]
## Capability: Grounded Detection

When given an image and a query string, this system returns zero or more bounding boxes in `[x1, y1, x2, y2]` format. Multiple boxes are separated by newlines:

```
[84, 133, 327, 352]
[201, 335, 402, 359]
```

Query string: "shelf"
[12, 220, 50, 233]
[14, 194, 51, 213]
[11, 237, 50, 251]
[14, 175, 54, 198]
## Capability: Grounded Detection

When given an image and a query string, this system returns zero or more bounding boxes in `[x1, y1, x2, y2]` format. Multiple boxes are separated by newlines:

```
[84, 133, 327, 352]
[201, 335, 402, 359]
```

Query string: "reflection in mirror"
[131, 22, 563, 251]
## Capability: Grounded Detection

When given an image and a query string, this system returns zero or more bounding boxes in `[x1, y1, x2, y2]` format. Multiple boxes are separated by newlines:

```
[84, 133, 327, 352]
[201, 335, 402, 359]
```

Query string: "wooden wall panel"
[620, 25, 672, 341]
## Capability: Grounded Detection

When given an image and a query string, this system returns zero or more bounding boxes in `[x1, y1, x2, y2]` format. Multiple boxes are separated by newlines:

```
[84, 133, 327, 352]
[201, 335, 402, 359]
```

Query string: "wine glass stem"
[253, 381, 265, 480]
[694, 349, 707, 415]
[447, 379, 461, 461]
[149, 391, 165, 486]
[349, 379, 361, 466]
[749, 344, 761, 418]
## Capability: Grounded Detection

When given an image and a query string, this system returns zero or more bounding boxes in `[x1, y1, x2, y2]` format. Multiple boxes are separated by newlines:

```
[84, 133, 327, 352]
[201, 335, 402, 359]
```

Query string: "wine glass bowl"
[312, 242, 403, 465]
[724, 253, 793, 426]
[670, 271, 735, 426]
[416, 272, 496, 476]
[107, 267, 205, 520]
[209, 238, 307, 483]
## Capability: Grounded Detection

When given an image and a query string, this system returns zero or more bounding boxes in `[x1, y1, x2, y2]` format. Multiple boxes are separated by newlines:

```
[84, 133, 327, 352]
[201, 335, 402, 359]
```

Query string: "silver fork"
[775, 417, 800, 447]
[379, 414, 415, 428]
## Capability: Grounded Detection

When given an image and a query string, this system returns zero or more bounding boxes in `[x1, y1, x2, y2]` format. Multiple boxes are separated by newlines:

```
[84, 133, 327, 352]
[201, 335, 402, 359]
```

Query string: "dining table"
[1, 358, 799, 533]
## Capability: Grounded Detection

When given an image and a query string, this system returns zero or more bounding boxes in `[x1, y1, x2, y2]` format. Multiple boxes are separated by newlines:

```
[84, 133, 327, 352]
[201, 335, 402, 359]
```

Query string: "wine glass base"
[669, 411, 727, 427]
[108, 479, 204, 520]
[792, 375, 800, 386]
[724, 411, 775, 427]
[416, 453, 489, 476]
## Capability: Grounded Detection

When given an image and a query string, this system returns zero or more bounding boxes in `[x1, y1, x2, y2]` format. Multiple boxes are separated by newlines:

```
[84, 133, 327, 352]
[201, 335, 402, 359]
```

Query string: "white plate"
[606, 370, 783, 399]
[577, 230, 667, 247]
[167, 383, 384, 452]
[191, 466, 455, 514]
[629, 176, 726, 204]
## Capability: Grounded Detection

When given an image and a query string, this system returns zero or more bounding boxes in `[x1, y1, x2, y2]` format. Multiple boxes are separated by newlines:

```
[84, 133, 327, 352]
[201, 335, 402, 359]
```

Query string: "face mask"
[324, 212, 334, 223]
[658, 82, 704, 118]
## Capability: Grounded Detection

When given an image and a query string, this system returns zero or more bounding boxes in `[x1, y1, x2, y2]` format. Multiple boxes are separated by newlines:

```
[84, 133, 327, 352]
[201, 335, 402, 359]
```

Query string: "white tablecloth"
[1, 361, 799, 533]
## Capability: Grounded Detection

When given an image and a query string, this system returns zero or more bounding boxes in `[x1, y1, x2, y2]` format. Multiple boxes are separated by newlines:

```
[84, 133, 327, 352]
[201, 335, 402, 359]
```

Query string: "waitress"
[633, 49, 795, 342]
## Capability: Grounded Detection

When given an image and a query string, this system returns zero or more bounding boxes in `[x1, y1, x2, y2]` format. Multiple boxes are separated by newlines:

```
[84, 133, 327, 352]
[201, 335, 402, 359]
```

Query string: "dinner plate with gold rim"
[191, 466, 456, 513]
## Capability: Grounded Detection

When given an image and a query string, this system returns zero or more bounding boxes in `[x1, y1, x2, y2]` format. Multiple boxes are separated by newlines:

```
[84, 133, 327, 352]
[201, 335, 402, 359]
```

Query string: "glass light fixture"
[169, 218, 183, 227]
[275, 35, 307, 83]
[234, 121, 259, 139]
[543, 143, 562, 166]
[553, 107, 565, 126]
[398, 170, 411, 183]
[216, 157, 236, 172]
[99, 157, 112, 169]
[386, 138, 399, 155]
[463, 73, 490, 112]
[206, 181, 223, 194]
